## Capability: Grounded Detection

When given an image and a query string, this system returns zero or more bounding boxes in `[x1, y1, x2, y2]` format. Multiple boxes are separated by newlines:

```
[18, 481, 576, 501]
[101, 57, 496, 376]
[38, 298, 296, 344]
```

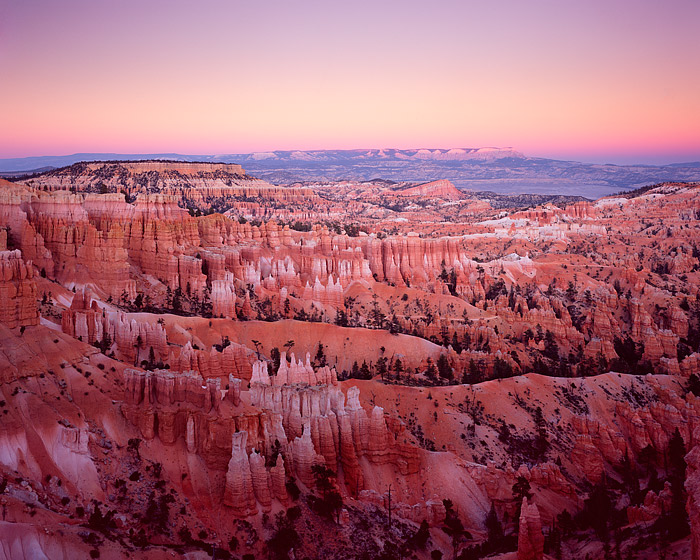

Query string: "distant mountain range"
[1, 148, 699, 197]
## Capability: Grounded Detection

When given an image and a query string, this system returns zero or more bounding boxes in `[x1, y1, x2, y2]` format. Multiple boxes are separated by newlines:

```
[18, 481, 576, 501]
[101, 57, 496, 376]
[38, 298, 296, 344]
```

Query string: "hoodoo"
[0, 163, 698, 558]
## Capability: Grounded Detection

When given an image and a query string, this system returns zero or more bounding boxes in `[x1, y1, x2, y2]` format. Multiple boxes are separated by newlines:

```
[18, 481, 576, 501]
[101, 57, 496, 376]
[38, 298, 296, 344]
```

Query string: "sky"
[1, 0, 699, 164]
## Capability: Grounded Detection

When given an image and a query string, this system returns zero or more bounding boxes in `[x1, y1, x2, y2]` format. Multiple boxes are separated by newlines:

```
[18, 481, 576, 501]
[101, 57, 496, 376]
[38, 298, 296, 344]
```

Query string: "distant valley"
[1, 147, 699, 197]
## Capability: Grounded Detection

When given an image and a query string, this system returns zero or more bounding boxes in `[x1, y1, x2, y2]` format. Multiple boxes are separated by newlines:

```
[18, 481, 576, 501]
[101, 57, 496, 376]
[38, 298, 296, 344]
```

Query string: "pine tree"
[512, 476, 532, 520]
[314, 342, 327, 367]
[394, 358, 403, 379]
[359, 361, 371, 380]
[666, 428, 689, 539]
[485, 502, 503, 544]
[437, 354, 452, 381]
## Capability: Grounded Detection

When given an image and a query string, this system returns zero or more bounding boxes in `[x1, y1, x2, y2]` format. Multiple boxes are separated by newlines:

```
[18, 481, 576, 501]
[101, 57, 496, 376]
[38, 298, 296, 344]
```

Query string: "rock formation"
[517, 498, 544, 560]
[223, 432, 257, 517]
[1, 166, 699, 557]
[0, 250, 38, 328]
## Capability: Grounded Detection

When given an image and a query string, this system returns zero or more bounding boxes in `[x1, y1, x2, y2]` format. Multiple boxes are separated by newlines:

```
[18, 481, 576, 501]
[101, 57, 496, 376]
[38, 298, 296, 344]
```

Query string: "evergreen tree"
[172, 287, 183, 312]
[583, 479, 612, 540]
[314, 342, 327, 367]
[666, 428, 690, 540]
[485, 502, 503, 544]
[359, 361, 371, 380]
[394, 358, 404, 379]
[451, 332, 463, 353]
[544, 330, 559, 360]
[376, 356, 388, 381]
[512, 476, 532, 519]
[269, 347, 281, 375]
[437, 354, 452, 381]
[413, 519, 430, 549]
[464, 359, 481, 384]
[493, 357, 513, 379]
[334, 308, 348, 327]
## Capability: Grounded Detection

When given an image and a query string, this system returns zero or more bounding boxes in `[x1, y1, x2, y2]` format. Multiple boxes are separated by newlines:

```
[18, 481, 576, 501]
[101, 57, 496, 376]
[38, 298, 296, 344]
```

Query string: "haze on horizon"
[1, 0, 699, 165]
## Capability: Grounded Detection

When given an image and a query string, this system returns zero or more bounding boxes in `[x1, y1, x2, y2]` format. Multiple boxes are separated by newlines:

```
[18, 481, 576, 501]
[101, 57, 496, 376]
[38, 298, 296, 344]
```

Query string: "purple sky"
[1, 0, 699, 163]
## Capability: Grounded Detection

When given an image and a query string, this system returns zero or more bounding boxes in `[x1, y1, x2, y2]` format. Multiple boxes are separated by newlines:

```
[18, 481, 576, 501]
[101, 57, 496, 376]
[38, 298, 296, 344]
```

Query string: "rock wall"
[5, 178, 699, 380]
[0, 250, 38, 328]
[119, 356, 423, 519]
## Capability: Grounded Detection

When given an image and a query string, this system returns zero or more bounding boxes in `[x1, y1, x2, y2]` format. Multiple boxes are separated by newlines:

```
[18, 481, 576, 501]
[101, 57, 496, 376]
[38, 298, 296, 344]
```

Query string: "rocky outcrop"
[119, 355, 425, 518]
[223, 432, 257, 517]
[358, 490, 447, 526]
[270, 454, 289, 504]
[570, 415, 627, 468]
[394, 179, 463, 200]
[565, 391, 700, 487]
[169, 340, 254, 380]
[249, 448, 273, 511]
[61, 288, 103, 343]
[470, 461, 576, 509]
[517, 498, 544, 560]
[249, 362, 420, 491]
[121, 368, 224, 442]
[627, 484, 672, 525]
[0, 250, 38, 328]
[290, 422, 325, 487]
[4, 169, 700, 557]
[5, 175, 696, 379]
[226, 375, 242, 406]
[123, 368, 222, 411]
[570, 436, 606, 484]
[273, 352, 338, 386]
[0, 186, 54, 275]
[24, 161, 332, 221]
[62, 294, 169, 363]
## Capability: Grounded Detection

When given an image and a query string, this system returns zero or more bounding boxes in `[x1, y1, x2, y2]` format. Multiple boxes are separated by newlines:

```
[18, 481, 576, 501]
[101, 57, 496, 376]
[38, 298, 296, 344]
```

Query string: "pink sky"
[1, 0, 699, 164]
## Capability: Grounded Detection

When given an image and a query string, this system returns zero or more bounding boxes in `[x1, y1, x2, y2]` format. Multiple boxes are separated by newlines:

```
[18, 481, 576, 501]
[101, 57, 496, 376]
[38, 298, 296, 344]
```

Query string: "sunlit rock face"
[0, 170, 699, 558]
[0, 249, 38, 328]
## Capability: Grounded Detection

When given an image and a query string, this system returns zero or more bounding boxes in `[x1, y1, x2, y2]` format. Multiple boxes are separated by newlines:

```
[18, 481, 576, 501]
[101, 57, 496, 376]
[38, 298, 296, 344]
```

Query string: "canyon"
[0, 162, 699, 559]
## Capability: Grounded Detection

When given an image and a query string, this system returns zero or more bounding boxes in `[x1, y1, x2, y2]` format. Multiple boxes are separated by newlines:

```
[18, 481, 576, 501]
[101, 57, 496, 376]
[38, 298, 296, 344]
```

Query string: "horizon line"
[1, 148, 699, 169]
